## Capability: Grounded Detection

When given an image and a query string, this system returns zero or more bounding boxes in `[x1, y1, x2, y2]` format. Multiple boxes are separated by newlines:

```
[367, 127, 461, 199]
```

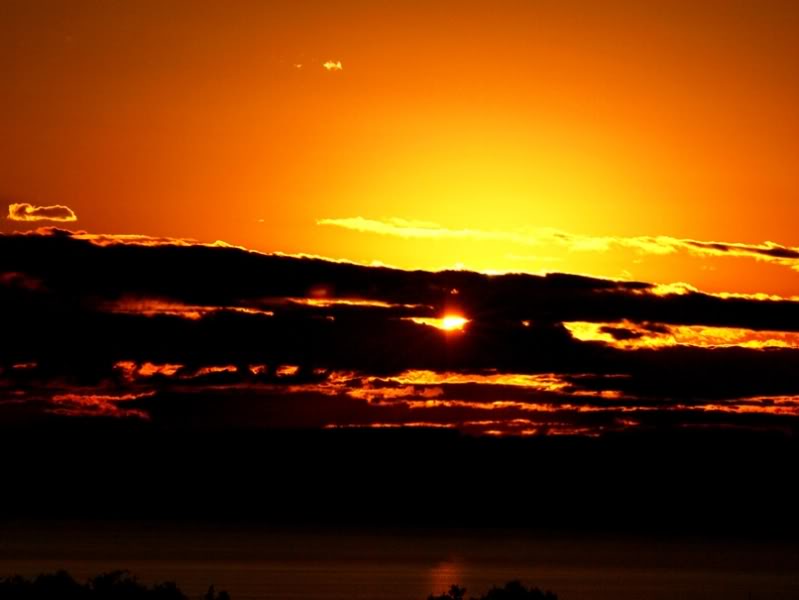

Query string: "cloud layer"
[318, 216, 799, 272]
[2, 228, 799, 436]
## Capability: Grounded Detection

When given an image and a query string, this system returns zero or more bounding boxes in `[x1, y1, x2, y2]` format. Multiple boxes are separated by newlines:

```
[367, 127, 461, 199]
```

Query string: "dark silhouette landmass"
[0, 572, 553, 600]
[430, 582, 557, 600]
[0, 570, 229, 600]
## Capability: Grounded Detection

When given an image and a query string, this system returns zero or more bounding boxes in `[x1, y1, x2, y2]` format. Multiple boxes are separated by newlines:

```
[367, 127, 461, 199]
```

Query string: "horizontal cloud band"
[317, 216, 799, 271]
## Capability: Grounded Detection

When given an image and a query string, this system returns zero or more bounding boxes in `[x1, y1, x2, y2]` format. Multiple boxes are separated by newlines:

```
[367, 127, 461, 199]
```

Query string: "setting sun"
[441, 315, 469, 332]
[408, 315, 469, 332]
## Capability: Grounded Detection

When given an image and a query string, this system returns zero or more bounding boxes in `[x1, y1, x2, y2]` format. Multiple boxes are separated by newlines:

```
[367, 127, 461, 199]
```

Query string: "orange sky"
[3, 0, 799, 295]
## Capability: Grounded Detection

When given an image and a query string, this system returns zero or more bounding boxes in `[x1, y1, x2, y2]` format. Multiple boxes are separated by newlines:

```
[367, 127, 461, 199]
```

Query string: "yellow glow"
[564, 320, 799, 350]
[409, 315, 469, 331]
[441, 315, 468, 331]
[5, 4, 799, 299]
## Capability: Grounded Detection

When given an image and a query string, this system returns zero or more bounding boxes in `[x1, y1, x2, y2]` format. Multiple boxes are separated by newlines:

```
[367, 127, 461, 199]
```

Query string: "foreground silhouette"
[429, 581, 557, 600]
[0, 571, 230, 600]
[0, 571, 556, 600]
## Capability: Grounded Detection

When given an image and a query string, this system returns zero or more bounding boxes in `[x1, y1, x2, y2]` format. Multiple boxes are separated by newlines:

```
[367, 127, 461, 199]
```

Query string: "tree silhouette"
[429, 581, 557, 600]
[0, 570, 231, 600]
[480, 580, 557, 600]
[428, 584, 467, 600]
[203, 585, 231, 600]
[1, 571, 554, 600]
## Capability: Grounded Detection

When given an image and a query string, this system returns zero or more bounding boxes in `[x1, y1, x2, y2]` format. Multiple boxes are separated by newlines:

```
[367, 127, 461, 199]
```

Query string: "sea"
[1, 522, 798, 600]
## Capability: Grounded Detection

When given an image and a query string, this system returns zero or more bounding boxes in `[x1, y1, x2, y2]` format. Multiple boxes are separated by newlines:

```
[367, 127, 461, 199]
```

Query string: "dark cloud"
[598, 324, 646, 341]
[2, 229, 799, 435]
[6, 202, 77, 222]
[684, 239, 799, 262]
[4, 229, 799, 332]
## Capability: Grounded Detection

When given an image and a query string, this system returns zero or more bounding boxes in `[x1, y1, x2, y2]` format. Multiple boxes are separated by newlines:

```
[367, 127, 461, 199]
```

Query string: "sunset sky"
[3, 0, 799, 296]
[8, 7, 799, 594]
[4, 1, 799, 437]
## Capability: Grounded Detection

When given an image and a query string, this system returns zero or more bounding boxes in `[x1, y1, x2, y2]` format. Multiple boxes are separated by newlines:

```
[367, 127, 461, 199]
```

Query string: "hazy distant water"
[2, 523, 798, 600]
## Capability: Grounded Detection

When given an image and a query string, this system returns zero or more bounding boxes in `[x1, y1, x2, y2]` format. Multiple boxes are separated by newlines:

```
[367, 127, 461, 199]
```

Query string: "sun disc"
[441, 315, 468, 331]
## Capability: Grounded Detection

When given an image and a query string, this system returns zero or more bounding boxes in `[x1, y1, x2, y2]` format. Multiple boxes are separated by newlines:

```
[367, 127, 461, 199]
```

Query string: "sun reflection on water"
[429, 560, 465, 597]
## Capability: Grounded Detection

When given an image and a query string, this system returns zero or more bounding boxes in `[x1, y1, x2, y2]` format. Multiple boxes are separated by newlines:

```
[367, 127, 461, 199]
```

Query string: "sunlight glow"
[441, 315, 468, 331]
[407, 315, 469, 331]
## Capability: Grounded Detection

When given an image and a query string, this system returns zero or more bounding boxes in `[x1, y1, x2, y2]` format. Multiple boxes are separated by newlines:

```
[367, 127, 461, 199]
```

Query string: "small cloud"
[323, 60, 343, 71]
[7, 202, 77, 222]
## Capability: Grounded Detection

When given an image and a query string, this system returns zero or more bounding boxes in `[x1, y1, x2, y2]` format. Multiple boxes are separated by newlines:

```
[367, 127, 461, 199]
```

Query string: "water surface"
[1, 523, 797, 600]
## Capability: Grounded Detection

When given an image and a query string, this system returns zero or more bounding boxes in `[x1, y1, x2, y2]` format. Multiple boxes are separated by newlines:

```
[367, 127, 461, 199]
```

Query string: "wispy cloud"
[7, 202, 77, 222]
[316, 216, 540, 244]
[318, 216, 799, 271]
